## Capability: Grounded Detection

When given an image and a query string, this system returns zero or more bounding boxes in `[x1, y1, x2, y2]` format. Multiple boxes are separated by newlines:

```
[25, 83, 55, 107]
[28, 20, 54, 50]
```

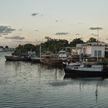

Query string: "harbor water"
[1, 52, 108, 108]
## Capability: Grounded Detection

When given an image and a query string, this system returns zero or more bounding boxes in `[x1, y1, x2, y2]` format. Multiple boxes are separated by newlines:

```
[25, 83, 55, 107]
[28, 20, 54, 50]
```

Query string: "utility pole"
[89, 27, 103, 62]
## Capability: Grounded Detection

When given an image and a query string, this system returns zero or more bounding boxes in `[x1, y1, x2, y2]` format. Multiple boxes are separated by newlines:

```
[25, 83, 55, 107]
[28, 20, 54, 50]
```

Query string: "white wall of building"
[91, 46, 105, 57]
[82, 46, 105, 57]
[82, 46, 92, 55]
[76, 43, 105, 57]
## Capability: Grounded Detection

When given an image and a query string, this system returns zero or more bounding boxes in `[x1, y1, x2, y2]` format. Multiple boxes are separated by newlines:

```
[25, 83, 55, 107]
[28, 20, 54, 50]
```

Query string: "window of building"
[98, 50, 102, 57]
[94, 50, 97, 57]
[83, 48, 86, 55]
[94, 50, 102, 57]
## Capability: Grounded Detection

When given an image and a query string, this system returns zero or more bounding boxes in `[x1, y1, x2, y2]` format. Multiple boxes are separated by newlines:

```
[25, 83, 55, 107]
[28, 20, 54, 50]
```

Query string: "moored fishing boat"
[64, 63, 108, 77]
[40, 57, 63, 66]
[40, 50, 68, 66]
[5, 56, 24, 61]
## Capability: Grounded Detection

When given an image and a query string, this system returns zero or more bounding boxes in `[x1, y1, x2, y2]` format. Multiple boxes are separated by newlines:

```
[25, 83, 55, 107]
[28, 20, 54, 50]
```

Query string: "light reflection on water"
[0, 52, 108, 108]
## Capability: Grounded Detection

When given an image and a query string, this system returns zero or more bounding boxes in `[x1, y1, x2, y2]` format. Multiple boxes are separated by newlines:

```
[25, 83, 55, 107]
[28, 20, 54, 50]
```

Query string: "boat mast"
[40, 44, 41, 58]
[89, 27, 103, 62]
[97, 29, 99, 62]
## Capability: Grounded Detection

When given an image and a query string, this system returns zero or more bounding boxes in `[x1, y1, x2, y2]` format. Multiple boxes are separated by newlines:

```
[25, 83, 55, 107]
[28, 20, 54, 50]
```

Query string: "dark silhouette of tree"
[13, 44, 36, 56]
[41, 38, 69, 53]
[5, 46, 9, 49]
[87, 37, 97, 42]
[70, 38, 84, 47]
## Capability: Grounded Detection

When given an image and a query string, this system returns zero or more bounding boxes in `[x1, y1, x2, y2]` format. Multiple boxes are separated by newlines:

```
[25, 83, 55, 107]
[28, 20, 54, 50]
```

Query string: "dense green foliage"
[13, 44, 37, 56]
[87, 37, 97, 42]
[41, 38, 69, 53]
[70, 38, 84, 47]
[13, 37, 99, 56]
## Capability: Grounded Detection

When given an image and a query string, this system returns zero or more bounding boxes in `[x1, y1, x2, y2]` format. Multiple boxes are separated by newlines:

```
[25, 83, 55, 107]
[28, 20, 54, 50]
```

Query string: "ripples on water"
[0, 52, 108, 108]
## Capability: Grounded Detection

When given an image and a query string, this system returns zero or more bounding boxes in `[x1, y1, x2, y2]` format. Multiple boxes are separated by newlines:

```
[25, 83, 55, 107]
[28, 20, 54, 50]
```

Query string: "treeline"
[41, 37, 97, 53]
[13, 37, 97, 56]
[0, 46, 9, 49]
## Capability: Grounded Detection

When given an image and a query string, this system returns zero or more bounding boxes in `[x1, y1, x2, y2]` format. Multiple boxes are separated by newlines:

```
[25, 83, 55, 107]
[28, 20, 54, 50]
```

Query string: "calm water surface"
[0, 52, 108, 108]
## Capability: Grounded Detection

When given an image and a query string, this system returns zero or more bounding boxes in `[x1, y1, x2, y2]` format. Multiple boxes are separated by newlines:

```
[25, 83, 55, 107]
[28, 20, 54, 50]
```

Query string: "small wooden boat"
[40, 58, 63, 66]
[5, 56, 24, 61]
[40, 52, 63, 66]
[5, 55, 32, 61]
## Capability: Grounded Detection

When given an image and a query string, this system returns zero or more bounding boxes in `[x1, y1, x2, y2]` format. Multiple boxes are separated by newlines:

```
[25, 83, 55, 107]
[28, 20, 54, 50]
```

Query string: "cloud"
[31, 13, 44, 17]
[55, 32, 69, 35]
[55, 20, 62, 23]
[56, 20, 58, 22]
[0, 26, 15, 36]
[56, 20, 60, 23]
[105, 38, 108, 40]
[91, 33, 98, 37]
[40, 14, 44, 16]
[31, 13, 39, 16]
[34, 29, 39, 32]
[78, 22, 84, 24]
[5, 36, 25, 40]
[18, 29, 23, 31]
[89, 27, 103, 30]
[75, 33, 80, 36]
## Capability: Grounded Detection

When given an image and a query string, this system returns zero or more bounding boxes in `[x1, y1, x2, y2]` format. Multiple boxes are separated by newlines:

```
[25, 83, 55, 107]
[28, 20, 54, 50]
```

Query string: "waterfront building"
[67, 42, 108, 59]
[76, 42, 105, 58]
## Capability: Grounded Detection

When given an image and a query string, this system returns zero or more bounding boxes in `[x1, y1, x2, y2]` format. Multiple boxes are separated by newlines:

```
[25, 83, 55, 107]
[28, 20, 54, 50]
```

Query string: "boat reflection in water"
[64, 74, 108, 103]
[5, 60, 65, 80]
[2, 52, 108, 108]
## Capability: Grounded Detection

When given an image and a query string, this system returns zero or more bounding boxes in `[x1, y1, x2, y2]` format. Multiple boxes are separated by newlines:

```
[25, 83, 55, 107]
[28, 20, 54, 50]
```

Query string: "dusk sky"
[0, 0, 108, 47]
